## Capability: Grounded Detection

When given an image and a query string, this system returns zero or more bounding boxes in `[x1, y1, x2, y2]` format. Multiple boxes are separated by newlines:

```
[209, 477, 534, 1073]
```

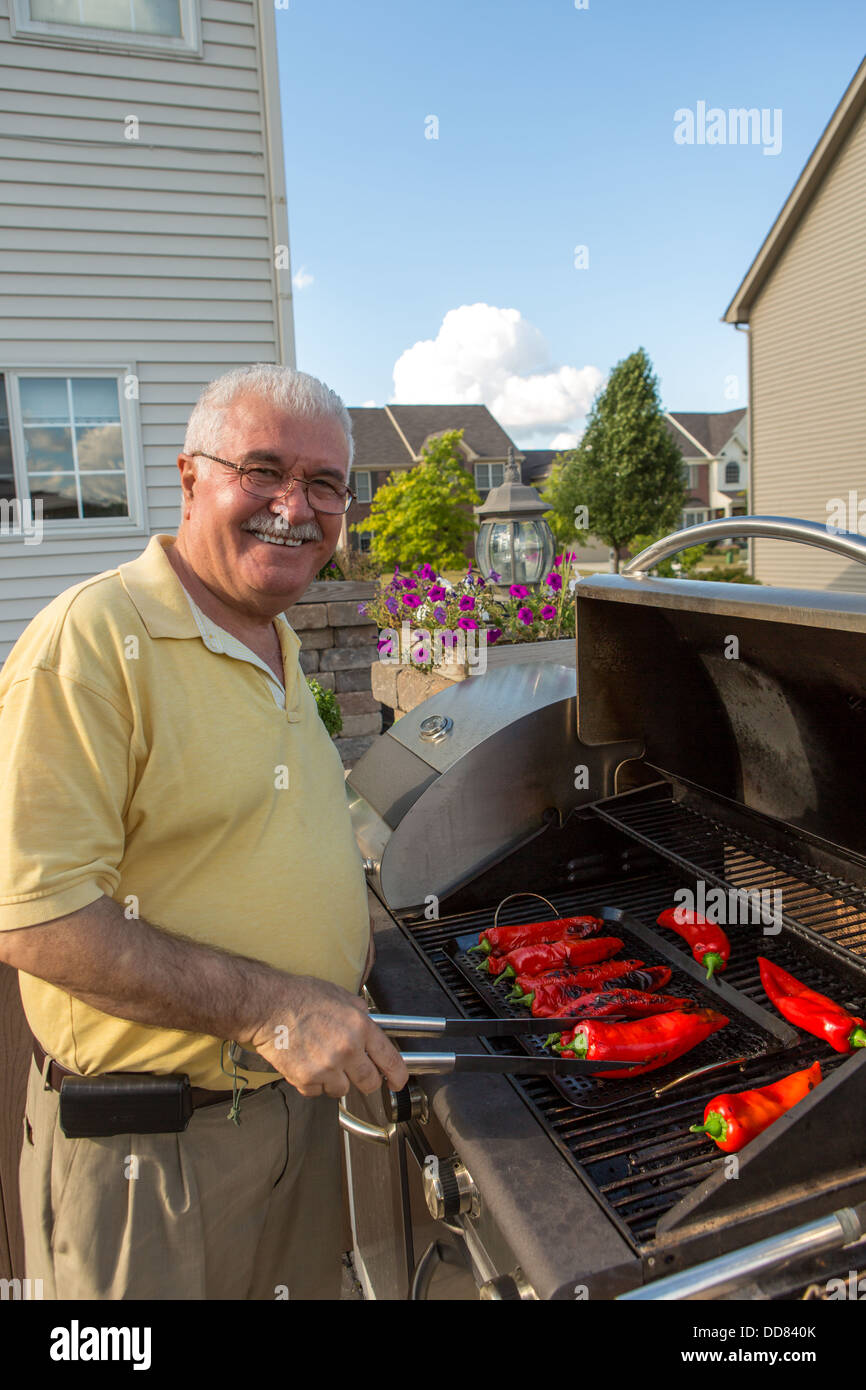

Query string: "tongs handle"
[369, 1013, 448, 1037]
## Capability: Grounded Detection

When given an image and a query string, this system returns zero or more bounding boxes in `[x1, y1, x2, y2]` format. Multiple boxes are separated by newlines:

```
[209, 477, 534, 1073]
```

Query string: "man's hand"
[248, 975, 408, 1100]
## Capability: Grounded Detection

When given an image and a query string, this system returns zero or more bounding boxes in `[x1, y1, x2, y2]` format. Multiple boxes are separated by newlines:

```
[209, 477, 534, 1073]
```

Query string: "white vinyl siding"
[0, 0, 292, 662]
[749, 101, 866, 593]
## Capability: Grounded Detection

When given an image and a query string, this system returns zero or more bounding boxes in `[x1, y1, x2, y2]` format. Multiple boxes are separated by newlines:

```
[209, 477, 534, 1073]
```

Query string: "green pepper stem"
[850, 1026, 866, 1049]
[544, 1032, 561, 1049]
[703, 952, 725, 980]
[467, 939, 490, 956]
[690, 1111, 726, 1140]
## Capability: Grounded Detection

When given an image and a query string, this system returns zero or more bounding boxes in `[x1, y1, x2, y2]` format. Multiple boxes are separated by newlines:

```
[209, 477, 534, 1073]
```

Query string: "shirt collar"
[118, 535, 300, 662]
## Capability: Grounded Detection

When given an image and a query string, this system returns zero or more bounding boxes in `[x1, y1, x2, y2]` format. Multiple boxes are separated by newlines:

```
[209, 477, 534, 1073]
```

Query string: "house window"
[1, 370, 142, 534]
[683, 509, 707, 528]
[475, 462, 505, 492]
[724, 461, 740, 485]
[9, 0, 200, 53]
[358, 531, 372, 553]
[350, 470, 372, 504]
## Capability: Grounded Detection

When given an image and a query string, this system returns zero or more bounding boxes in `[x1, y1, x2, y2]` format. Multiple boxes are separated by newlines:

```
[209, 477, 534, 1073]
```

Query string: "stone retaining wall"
[286, 579, 381, 766]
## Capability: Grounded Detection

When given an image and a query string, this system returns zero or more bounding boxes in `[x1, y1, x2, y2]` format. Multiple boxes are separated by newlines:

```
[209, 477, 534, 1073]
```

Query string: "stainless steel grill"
[343, 517, 866, 1301]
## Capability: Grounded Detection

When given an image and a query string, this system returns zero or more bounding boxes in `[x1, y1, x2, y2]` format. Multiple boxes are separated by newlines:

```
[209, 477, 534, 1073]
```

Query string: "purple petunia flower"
[458, 595, 475, 611]
[416, 563, 436, 580]
[488, 570, 501, 582]
[540, 604, 557, 620]
[485, 627, 502, 644]
[457, 617, 478, 630]
[545, 573, 563, 591]
[357, 603, 367, 613]
[402, 593, 422, 608]
[428, 584, 447, 601]
[439, 630, 458, 649]
[378, 636, 394, 655]
[433, 605, 448, 624]
[413, 646, 430, 664]
[518, 606, 534, 625]
[510, 584, 529, 599]
[385, 596, 398, 615]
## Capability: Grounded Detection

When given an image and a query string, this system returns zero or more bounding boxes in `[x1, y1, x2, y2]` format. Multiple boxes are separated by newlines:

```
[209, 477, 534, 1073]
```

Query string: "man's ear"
[177, 454, 199, 514]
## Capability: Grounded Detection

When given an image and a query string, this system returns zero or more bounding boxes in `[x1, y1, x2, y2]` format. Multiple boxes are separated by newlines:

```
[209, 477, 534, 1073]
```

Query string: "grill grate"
[394, 798, 862, 1253]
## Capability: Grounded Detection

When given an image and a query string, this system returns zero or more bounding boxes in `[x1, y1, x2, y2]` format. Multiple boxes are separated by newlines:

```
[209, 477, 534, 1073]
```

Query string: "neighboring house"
[724, 54, 866, 592]
[664, 409, 749, 528]
[343, 404, 520, 557]
[0, 0, 293, 663]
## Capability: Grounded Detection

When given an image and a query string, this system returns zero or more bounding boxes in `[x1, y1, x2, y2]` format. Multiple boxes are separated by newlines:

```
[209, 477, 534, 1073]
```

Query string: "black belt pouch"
[58, 1073, 194, 1138]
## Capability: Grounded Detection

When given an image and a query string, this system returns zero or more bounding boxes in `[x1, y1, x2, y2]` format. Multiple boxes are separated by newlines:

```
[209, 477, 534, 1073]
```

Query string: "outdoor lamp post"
[474, 447, 556, 586]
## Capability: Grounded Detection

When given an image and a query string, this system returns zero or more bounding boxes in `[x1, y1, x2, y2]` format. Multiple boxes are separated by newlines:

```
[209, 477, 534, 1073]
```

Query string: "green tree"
[537, 459, 588, 548]
[352, 429, 480, 571]
[545, 348, 685, 570]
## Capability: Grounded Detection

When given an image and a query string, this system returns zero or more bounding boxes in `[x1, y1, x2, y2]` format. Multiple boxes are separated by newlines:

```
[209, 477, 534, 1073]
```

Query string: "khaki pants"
[18, 1055, 344, 1300]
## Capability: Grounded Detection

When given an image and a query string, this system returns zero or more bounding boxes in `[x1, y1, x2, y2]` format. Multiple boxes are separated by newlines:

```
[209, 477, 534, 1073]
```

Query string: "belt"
[32, 1039, 275, 1110]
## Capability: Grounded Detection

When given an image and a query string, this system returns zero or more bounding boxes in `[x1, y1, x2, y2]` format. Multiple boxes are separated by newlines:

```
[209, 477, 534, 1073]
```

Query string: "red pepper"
[468, 915, 603, 958]
[513, 959, 649, 993]
[512, 967, 676, 1017]
[554, 1007, 729, 1077]
[757, 957, 866, 1054]
[542, 990, 693, 1043]
[657, 907, 731, 980]
[690, 1061, 822, 1152]
[485, 936, 623, 980]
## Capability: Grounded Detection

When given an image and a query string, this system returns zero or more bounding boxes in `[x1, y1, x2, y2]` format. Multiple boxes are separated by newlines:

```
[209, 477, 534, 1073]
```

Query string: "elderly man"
[0, 364, 407, 1301]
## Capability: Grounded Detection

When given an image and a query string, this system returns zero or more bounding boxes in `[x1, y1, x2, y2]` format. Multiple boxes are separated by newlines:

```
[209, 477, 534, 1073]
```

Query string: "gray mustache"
[242, 514, 323, 541]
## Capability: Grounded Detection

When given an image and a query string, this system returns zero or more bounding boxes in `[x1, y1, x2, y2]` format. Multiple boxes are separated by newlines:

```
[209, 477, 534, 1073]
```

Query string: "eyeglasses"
[193, 453, 355, 515]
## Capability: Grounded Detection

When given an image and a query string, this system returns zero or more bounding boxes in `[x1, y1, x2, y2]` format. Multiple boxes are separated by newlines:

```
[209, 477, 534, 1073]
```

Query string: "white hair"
[182, 364, 354, 471]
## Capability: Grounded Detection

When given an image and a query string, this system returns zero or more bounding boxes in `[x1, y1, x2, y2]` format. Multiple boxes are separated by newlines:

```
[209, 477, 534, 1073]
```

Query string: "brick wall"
[286, 579, 381, 767]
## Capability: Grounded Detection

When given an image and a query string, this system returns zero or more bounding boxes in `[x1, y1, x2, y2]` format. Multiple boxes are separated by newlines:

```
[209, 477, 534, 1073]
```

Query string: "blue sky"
[276, 0, 865, 447]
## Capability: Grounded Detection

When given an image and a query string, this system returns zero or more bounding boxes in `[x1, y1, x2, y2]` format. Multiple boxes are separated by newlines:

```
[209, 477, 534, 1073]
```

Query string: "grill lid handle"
[623, 515, 866, 578]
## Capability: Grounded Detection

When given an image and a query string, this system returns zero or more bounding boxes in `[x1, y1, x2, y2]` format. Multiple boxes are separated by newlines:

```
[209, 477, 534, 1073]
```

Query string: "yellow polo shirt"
[0, 534, 369, 1089]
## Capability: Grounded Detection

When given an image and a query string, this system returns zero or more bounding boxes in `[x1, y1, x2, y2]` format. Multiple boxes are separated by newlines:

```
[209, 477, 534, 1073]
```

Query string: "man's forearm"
[3, 895, 293, 1046]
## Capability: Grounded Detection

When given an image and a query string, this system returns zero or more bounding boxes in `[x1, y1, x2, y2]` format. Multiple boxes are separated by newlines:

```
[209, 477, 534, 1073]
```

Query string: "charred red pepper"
[484, 936, 623, 980]
[553, 1007, 729, 1077]
[468, 915, 603, 958]
[511, 966, 675, 1016]
[757, 957, 866, 1054]
[657, 907, 731, 980]
[689, 1061, 822, 1152]
[541, 990, 693, 1042]
[510, 958, 649, 996]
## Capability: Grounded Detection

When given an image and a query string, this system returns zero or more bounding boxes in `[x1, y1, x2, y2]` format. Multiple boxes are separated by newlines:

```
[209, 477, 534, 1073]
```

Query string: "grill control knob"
[418, 714, 453, 743]
[422, 1155, 479, 1221]
[384, 1081, 428, 1125]
[479, 1269, 537, 1301]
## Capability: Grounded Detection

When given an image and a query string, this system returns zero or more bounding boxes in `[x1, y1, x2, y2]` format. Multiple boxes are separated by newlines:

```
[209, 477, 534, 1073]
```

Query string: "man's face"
[176, 392, 349, 615]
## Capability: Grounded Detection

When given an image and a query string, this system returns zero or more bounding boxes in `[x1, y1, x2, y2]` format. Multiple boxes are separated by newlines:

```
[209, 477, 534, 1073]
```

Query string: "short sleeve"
[0, 668, 130, 929]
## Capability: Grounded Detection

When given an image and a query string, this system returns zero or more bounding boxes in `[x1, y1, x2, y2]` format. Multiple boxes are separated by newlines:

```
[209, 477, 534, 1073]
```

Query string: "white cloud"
[292, 266, 314, 290]
[549, 431, 580, 450]
[391, 303, 603, 445]
[360, 398, 377, 407]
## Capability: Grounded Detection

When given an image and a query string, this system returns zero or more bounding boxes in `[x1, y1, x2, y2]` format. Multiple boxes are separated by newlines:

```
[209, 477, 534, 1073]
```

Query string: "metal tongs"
[368, 1013, 645, 1075]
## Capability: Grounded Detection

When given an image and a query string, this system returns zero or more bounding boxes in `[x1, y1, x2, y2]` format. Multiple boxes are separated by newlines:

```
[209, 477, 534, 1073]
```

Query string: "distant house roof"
[665, 409, 747, 459]
[385, 404, 516, 459]
[347, 403, 520, 476]
[347, 407, 412, 474]
[521, 449, 560, 484]
[724, 55, 866, 323]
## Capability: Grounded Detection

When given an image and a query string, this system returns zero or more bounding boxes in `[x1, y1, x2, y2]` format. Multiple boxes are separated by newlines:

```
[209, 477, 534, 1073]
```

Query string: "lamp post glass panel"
[475, 449, 555, 586]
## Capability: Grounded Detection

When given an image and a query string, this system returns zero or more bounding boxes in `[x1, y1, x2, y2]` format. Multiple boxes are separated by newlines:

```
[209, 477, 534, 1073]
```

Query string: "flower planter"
[371, 636, 575, 717]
